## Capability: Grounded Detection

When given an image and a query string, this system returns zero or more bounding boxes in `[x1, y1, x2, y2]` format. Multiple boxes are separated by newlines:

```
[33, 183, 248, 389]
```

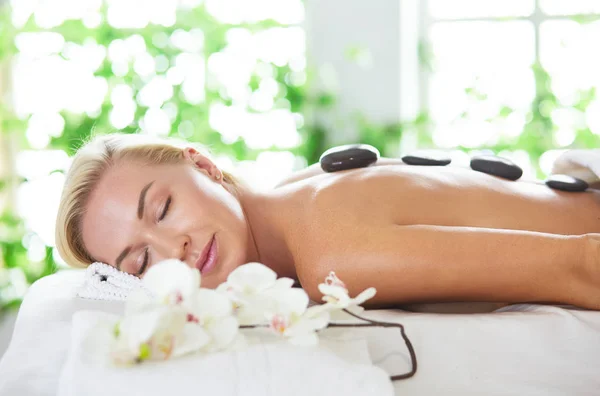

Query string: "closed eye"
[137, 248, 149, 276]
[158, 196, 171, 221]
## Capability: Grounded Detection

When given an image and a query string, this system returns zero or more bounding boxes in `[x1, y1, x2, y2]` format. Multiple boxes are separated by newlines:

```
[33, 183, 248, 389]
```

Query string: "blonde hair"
[55, 133, 241, 269]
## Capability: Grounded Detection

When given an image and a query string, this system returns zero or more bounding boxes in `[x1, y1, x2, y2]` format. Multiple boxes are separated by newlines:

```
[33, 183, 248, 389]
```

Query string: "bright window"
[424, 0, 600, 175]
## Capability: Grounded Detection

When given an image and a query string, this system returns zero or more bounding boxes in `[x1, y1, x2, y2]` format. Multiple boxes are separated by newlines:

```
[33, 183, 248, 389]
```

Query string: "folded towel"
[57, 311, 394, 396]
[551, 149, 600, 183]
[77, 262, 145, 301]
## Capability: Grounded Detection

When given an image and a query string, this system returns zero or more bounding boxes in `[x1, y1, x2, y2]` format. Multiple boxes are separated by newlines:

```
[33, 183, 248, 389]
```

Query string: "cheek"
[222, 193, 245, 222]
[205, 187, 245, 225]
[186, 182, 248, 240]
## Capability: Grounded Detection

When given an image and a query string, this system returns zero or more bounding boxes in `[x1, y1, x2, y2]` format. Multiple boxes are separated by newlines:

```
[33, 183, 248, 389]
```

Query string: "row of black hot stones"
[402, 154, 589, 192]
[318, 144, 588, 192]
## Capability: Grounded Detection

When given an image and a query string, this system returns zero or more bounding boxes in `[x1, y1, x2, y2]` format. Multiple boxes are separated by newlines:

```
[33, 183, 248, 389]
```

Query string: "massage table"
[0, 269, 599, 395]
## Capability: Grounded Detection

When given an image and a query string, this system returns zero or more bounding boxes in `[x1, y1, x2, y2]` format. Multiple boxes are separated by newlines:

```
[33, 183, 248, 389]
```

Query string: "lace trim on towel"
[77, 262, 146, 301]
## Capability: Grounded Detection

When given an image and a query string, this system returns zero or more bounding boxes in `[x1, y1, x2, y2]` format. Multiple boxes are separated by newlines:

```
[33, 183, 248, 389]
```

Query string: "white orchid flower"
[111, 306, 210, 365]
[217, 262, 300, 325]
[190, 288, 240, 352]
[219, 262, 296, 296]
[111, 309, 162, 365]
[268, 304, 330, 346]
[144, 259, 201, 304]
[106, 262, 380, 367]
[113, 260, 216, 365]
[225, 262, 279, 293]
[173, 322, 213, 357]
[263, 281, 329, 346]
[125, 259, 200, 316]
[317, 271, 376, 311]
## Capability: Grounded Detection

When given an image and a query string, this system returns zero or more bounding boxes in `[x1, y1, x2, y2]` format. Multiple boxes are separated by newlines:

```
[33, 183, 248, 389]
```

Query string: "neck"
[235, 184, 298, 279]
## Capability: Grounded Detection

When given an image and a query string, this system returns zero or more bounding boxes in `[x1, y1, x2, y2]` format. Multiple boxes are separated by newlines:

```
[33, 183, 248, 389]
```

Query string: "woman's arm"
[302, 224, 597, 309]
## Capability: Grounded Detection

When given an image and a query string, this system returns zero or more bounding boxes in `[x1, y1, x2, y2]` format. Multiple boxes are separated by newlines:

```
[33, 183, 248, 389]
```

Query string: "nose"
[149, 232, 190, 262]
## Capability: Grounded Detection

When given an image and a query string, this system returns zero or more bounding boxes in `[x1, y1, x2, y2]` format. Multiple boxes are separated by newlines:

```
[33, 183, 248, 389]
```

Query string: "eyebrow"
[114, 181, 154, 269]
[115, 247, 131, 270]
[138, 181, 155, 219]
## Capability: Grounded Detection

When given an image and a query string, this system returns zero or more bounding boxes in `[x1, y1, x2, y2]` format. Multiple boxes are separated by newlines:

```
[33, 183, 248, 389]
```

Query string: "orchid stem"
[325, 309, 417, 381]
[238, 310, 417, 381]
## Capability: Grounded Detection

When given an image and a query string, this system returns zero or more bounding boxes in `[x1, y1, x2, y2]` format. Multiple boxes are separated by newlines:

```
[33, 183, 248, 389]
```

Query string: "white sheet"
[2, 270, 600, 396]
[57, 311, 392, 396]
[370, 306, 600, 395]
[0, 271, 123, 396]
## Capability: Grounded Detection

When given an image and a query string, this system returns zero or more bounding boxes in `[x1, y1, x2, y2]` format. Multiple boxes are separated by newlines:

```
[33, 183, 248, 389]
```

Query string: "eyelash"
[137, 196, 172, 276]
[158, 196, 171, 222]
[137, 248, 149, 276]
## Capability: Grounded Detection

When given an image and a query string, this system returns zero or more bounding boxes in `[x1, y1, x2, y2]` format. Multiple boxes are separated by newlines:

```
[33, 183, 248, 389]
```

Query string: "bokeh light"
[6, 0, 306, 269]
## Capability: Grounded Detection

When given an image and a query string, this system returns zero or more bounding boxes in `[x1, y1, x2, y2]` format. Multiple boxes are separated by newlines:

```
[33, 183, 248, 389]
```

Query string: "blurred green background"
[1, 0, 600, 317]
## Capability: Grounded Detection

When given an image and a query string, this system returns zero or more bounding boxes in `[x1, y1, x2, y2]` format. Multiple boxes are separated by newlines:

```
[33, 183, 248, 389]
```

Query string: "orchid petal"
[324, 271, 346, 288]
[352, 287, 377, 306]
[272, 277, 295, 289]
[215, 283, 236, 299]
[226, 262, 277, 293]
[194, 288, 233, 319]
[124, 287, 156, 316]
[282, 310, 329, 346]
[111, 337, 139, 365]
[304, 303, 334, 318]
[328, 304, 365, 320]
[233, 292, 276, 325]
[142, 259, 200, 304]
[294, 312, 330, 334]
[119, 309, 163, 348]
[171, 324, 211, 357]
[205, 316, 239, 351]
[265, 287, 309, 316]
[323, 294, 351, 308]
[114, 307, 187, 363]
[318, 284, 349, 301]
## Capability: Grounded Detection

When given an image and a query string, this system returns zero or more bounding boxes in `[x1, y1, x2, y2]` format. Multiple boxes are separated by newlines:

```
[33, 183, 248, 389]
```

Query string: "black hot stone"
[401, 154, 451, 166]
[320, 144, 380, 173]
[470, 155, 523, 181]
[545, 174, 589, 192]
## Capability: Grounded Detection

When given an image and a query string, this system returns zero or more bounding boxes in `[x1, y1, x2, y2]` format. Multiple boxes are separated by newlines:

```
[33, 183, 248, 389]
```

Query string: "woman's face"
[81, 150, 250, 288]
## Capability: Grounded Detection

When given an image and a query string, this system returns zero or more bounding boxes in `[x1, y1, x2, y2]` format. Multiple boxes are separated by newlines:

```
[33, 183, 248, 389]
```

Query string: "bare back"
[283, 164, 600, 236]
[273, 163, 600, 310]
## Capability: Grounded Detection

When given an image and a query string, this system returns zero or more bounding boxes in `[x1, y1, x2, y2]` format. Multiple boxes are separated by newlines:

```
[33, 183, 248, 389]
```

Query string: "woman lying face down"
[56, 133, 600, 309]
[56, 134, 296, 290]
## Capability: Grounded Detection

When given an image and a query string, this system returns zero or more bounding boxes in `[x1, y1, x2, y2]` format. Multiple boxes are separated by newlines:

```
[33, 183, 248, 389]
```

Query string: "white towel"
[77, 262, 145, 301]
[551, 149, 600, 183]
[57, 311, 394, 396]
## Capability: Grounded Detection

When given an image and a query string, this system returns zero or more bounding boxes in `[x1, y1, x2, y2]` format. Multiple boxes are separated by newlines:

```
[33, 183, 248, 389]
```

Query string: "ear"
[182, 147, 222, 182]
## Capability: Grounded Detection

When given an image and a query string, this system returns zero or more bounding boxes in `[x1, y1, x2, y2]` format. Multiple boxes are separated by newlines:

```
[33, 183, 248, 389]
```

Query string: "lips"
[195, 234, 217, 275]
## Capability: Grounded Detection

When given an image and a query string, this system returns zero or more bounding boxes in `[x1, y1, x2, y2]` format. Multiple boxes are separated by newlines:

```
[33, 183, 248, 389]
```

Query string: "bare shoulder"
[288, 167, 403, 300]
